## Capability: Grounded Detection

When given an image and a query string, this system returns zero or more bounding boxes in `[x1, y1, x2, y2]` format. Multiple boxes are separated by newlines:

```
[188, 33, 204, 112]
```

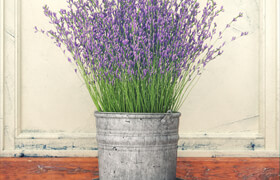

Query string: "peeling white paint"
[178, 135, 264, 151]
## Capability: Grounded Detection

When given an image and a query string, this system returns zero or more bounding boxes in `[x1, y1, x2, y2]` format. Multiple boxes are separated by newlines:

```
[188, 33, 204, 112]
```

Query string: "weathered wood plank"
[0, 158, 99, 180]
[0, 158, 279, 180]
[177, 157, 280, 180]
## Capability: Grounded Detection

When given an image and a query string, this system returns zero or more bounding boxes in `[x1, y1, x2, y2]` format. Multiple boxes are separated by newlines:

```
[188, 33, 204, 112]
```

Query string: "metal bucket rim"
[94, 111, 181, 118]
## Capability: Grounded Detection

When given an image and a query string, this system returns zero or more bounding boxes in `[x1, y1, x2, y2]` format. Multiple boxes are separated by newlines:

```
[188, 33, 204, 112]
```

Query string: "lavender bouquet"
[36, 0, 247, 113]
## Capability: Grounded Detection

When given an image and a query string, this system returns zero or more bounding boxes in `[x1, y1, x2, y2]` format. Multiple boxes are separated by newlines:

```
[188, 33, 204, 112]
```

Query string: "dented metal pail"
[95, 112, 180, 180]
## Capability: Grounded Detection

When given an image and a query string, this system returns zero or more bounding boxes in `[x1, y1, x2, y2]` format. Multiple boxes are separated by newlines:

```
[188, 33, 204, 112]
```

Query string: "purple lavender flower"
[122, 39, 129, 45]
[36, 0, 247, 113]
[34, 26, 38, 33]
[60, 9, 66, 14]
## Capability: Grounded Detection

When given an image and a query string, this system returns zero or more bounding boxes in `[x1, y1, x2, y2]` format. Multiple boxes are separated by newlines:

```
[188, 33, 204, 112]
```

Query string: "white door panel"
[0, 0, 278, 157]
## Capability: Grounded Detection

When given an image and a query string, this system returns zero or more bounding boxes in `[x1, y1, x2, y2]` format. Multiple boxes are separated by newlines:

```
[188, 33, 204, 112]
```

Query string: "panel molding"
[0, 0, 4, 151]
[0, 150, 278, 158]
[16, 132, 97, 139]
[277, 0, 280, 153]
[263, 0, 279, 151]
[14, 0, 21, 138]
[1, 0, 17, 152]
[258, 0, 267, 137]
[0, 0, 279, 157]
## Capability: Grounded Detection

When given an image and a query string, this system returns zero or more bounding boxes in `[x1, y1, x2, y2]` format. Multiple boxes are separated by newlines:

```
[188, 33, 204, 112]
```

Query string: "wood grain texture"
[0, 157, 279, 180]
[177, 158, 280, 180]
[0, 158, 99, 180]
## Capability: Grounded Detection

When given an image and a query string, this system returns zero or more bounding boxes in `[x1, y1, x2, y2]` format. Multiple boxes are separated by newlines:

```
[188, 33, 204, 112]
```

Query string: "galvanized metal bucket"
[95, 111, 181, 180]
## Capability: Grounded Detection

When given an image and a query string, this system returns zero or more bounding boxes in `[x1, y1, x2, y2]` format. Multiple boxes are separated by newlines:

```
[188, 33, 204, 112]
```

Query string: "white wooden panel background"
[0, 0, 279, 157]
